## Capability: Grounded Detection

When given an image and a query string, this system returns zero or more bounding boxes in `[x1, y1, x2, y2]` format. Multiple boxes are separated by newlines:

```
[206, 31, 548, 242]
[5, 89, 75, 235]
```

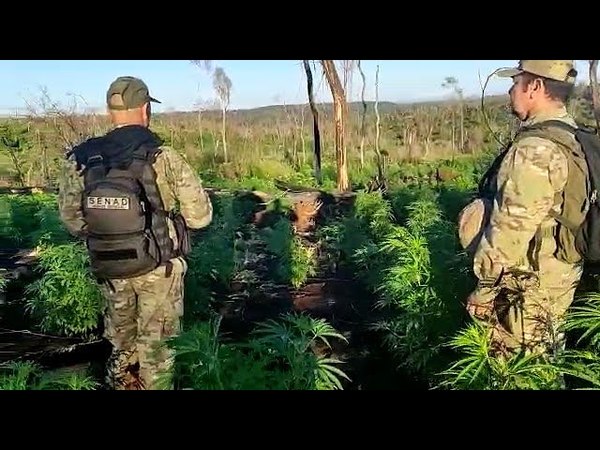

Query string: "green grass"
[0, 361, 98, 390]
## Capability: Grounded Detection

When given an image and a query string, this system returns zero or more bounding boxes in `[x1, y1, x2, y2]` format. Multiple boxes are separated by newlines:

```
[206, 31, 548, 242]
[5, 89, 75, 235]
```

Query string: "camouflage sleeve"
[157, 147, 213, 230]
[57, 154, 87, 237]
[473, 136, 569, 283]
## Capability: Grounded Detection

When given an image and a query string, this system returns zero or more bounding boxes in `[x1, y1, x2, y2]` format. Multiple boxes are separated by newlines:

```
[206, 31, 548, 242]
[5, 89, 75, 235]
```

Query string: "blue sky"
[0, 60, 591, 115]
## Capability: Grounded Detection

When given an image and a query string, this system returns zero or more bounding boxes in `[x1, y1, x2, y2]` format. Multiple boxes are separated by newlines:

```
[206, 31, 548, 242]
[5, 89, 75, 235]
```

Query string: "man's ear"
[529, 78, 544, 98]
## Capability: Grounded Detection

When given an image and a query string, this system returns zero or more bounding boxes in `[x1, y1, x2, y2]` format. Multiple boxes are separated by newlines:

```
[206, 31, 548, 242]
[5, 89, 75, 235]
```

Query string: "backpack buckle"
[87, 155, 104, 167]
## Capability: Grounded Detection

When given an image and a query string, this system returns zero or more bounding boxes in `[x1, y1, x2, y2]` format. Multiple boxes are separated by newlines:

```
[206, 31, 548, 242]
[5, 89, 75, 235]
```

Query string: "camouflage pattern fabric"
[58, 143, 212, 389]
[101, 256, 187, 390]
[468, 106, 584, 355]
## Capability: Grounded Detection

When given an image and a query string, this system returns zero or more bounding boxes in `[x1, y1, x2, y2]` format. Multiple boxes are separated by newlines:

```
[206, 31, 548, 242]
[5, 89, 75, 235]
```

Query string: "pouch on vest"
[171, 212, 192, 257]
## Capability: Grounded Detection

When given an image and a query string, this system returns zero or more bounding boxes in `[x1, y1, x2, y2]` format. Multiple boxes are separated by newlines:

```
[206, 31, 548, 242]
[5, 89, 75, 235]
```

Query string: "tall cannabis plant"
[163, 313, 350, 390]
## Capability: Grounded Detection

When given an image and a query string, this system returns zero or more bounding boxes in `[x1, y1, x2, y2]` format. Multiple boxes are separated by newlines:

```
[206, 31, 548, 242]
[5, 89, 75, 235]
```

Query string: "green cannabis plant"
[25, 242, 104, 337]
[0, 361, 98, 390]
[165, 312, 350, 390]
[436, 321, 564, 390]
[184, 195, 250, 319]
[262, 218, 317, 288]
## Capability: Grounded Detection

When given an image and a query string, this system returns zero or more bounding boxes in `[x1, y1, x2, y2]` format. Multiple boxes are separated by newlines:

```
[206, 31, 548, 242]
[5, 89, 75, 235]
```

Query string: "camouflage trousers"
[99, 257, 187, 390]
[468, 255, 583, 357]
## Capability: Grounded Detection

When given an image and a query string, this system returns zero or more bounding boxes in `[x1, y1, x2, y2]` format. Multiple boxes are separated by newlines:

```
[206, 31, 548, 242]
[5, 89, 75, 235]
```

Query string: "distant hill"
[242, 100, 399, 114]
[157, 95, 512, 122]
[0, 94, 512, 121]
[201, 101, 400, 116]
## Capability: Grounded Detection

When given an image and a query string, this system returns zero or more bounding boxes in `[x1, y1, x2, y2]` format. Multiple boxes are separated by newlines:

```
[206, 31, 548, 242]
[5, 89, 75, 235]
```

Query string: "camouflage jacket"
[473, 106, 579, 284]
[58, 141, 213, 254]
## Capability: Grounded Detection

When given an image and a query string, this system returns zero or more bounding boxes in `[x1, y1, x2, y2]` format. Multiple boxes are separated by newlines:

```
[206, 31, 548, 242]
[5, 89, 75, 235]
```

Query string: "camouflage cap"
[106, 76, 161, 110]
[496, 60, 577, 84]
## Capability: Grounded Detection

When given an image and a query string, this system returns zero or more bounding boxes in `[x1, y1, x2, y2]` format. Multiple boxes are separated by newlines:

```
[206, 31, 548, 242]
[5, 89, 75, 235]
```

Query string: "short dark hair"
[520, 71, 576, 103]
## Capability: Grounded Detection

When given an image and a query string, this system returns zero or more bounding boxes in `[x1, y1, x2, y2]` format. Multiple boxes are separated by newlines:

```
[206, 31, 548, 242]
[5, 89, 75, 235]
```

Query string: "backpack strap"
[83, 152, 110, 191]
[127, 145, 176, 268]
[524, 119, 578, 135]
[128, 146, 167, 215]
[478, 145, 510, 200]
[517, 119, 592, 266]
[514, 120, 584, 233]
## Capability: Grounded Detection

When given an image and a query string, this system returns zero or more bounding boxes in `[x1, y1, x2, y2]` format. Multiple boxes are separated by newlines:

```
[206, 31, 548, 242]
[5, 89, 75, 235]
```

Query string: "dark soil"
[0, 187, 427, 390]
[216, 276, 427, 390]
[1, 260, 425, 390]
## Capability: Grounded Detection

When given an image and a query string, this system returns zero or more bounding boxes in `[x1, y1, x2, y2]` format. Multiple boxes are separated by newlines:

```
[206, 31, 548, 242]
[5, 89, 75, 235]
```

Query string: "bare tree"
[303, 60, 322, 185]
[342, 60, 355, 98]
[280, 96, 299, 167]
[357, 60, 368, 169]
[299, 104, 306, 166]
[190, 60, 215, 154]
[213, 67, 232, 163]
[193, 98, 213, 153]
[23, 87, 94, 150]
[590, 60, 600, 132]
[415, 106, 436, 158]
[321, 60, 350, 192]
[442, 76, 464, 155]
[374, 65, 385, 188]
[191, 60, 213, 74]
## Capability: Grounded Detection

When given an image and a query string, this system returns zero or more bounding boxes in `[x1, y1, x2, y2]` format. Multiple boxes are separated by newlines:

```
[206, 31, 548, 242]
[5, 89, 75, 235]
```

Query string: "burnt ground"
[0, 188, 428, 390]
[1, 261, 423, 390]
[215, 275, 427, 390]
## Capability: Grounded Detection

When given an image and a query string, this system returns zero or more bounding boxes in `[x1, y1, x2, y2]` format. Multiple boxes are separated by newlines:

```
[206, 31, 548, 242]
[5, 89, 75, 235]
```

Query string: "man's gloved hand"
[466, 296, 494, 320]
[465, 284, 497, 321]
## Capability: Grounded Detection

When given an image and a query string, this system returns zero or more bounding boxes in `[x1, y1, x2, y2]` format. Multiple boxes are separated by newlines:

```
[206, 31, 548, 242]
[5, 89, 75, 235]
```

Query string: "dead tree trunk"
[321, 60, 350, 192]
[37, 129, 49, 184]
[197, 108, 204, 153]
[303, 60, 322, 185]
[460, 102, 464, 153]
[374, 65, 385, 189]
[300, 105, 306, 166]
[590, 60, 600, 132]
[221, 105, 228, 163]
[358, 60, 367, 169]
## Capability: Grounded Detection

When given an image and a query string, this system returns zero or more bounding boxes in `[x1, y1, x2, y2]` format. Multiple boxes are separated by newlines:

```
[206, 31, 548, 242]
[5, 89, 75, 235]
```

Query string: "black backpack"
[74, 143, 181, 280]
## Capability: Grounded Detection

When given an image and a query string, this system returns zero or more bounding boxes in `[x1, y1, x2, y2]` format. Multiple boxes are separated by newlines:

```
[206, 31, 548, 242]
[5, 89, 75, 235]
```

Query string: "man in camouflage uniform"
[460, 61, 586, 357]
[58, 76, 213, 389]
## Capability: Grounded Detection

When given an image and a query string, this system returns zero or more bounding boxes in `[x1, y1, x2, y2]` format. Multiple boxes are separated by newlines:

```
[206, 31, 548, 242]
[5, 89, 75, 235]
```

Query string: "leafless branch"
[478, 68, 506, 148]
[589, 60, 600, 132]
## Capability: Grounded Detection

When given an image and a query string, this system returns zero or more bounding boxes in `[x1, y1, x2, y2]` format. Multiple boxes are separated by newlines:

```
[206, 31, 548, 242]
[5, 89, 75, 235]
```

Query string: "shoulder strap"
[128, 144, 174, 263]
[515, 120, 579, 150]
[128, 145, 168, 216]
[521, 120, 589, 235]
[477, 145, 510, 198]
[525, 119, 578, 134]
[82, 152, 109, 187]
[127, 146, 152, 179]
